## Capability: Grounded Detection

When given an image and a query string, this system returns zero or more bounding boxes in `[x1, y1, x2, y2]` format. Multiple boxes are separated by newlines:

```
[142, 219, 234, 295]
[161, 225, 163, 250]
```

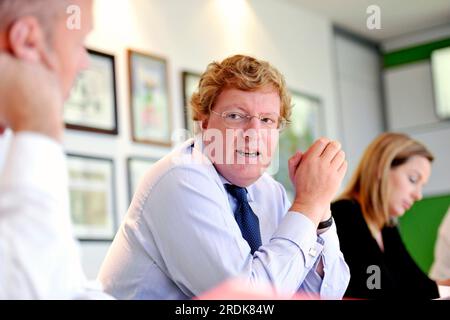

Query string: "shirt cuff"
[272, 211, 319, 268]
[317, 221, 341, 267]
[0, 132, 67, 197]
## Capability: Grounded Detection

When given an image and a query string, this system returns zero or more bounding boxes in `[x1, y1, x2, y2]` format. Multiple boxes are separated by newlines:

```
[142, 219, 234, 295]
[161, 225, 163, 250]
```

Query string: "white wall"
[334, 33, 384, 182]
[68, 0, 340, 279]
[382, 25, 450, 197]
[384, 61, 439, 130]
[382, 24, 450, 52]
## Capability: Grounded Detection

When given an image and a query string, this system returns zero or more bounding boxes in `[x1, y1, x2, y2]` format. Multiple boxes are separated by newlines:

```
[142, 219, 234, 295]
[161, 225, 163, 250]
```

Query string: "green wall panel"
[399, 194, 450, 274]
[384, 38, 450, 68]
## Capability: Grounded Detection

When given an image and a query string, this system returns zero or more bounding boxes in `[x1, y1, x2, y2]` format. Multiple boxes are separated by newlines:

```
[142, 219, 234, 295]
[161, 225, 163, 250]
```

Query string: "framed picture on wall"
[431, 47, 450, 119]
[127, 156, 157, 203]
[182, 71, 202, 134]
[128, 49, 172, 146]
[272, 90, 323, 200]
[64, 49, 118, 135]
[67, 154, 116, 241]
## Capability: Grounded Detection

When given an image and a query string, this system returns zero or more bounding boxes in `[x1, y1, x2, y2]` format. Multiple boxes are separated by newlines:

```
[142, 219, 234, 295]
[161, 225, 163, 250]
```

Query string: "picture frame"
[64, 49, 118, 135]
[128, 49, 172, 146]
[272, 90, 323, 200]
[431, 47, 450, 119]
[67, 154, 117, 241]
[127, 156, 158, 203]
[182, 71, 202, 134]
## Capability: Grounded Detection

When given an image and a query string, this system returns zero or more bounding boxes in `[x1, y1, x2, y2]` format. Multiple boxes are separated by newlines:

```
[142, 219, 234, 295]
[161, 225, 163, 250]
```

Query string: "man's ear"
[7, 16, 47, 63]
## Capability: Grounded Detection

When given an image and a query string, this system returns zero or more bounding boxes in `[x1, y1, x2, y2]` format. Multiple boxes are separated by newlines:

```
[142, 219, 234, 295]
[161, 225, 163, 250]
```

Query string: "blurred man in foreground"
[0, 0, 111, 299]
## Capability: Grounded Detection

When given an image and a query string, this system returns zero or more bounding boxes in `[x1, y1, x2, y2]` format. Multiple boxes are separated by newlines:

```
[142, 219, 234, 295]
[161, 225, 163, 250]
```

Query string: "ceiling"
[289, 0, 450, 42]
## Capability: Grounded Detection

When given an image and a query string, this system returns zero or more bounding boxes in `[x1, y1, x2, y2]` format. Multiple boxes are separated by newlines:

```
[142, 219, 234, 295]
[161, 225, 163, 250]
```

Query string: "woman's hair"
[190, 54, 292, 128]
[339, 132, 434, 230]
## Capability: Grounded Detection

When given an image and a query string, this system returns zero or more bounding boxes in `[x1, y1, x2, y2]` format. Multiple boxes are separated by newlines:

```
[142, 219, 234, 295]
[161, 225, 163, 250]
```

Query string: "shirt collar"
[193, 133, 256, 203]
[217, 168, 255, 203]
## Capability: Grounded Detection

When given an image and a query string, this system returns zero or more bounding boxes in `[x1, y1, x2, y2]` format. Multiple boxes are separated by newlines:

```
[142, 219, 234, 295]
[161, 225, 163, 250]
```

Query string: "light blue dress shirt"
[98, 137, 350, 299]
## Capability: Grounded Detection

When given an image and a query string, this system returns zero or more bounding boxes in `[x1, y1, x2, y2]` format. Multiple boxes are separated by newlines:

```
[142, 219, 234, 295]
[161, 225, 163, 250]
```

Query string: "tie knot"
[224, 184, 248, 203]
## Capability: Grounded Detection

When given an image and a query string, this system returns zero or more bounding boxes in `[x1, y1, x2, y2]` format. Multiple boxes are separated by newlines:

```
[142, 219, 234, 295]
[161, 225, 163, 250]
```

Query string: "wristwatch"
[318, 216, 333, 230]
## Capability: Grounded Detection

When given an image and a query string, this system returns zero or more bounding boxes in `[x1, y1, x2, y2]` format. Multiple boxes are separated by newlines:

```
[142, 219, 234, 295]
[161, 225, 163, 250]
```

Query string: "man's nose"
[245, 116, 261, 130]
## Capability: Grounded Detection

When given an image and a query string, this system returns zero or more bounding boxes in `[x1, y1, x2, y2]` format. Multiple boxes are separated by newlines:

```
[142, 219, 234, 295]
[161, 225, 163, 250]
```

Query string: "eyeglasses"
[211, 110, 286, 130]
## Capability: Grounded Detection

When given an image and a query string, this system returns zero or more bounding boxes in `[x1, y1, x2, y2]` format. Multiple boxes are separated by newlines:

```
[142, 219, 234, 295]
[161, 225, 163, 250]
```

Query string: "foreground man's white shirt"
[0, 131, 112, 299]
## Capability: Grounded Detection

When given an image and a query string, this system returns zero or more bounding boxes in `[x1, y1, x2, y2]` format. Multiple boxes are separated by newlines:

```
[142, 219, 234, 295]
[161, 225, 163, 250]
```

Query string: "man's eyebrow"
[222, 105, 247, 112]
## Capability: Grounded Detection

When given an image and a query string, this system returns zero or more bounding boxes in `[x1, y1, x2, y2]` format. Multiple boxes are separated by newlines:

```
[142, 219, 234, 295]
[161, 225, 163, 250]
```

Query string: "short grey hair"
[0, 0, 69, 37]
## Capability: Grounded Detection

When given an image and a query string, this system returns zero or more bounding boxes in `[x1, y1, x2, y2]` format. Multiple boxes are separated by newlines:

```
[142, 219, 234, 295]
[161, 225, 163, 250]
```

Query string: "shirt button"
[308, 248, 317, 257]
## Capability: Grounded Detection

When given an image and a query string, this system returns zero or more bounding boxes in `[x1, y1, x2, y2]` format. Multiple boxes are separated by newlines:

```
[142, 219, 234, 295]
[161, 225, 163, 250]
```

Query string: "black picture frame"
[66, 153, 117, 241]
[272, 89, 323, 200]
[128, 49, 172, 146]
[182, 71, 202, 133]
[64, 49, 119, 135]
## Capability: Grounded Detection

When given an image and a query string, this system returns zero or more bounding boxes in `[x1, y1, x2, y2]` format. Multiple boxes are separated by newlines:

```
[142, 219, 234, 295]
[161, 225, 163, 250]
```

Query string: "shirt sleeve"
[314, 221, 350, 299]
[277, 183, 350, 299]
[0, 132, 100, 299]
[141, 165, 347, 298]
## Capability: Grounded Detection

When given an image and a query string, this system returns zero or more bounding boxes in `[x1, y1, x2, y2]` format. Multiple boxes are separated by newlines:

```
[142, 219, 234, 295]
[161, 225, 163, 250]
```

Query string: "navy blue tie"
[224, 184, 262, 254]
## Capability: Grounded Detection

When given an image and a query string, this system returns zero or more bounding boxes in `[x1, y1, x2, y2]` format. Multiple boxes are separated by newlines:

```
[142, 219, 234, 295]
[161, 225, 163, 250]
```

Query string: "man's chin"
[230, 167, 265, 187]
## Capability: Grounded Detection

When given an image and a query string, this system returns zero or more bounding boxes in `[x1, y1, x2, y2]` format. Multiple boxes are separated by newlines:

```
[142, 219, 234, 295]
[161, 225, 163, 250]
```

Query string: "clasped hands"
[288, 138, 347, 228]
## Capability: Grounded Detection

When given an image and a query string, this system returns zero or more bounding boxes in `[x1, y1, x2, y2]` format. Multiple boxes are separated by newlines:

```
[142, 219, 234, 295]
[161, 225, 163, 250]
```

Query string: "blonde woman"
[331, 132, 440, 299]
